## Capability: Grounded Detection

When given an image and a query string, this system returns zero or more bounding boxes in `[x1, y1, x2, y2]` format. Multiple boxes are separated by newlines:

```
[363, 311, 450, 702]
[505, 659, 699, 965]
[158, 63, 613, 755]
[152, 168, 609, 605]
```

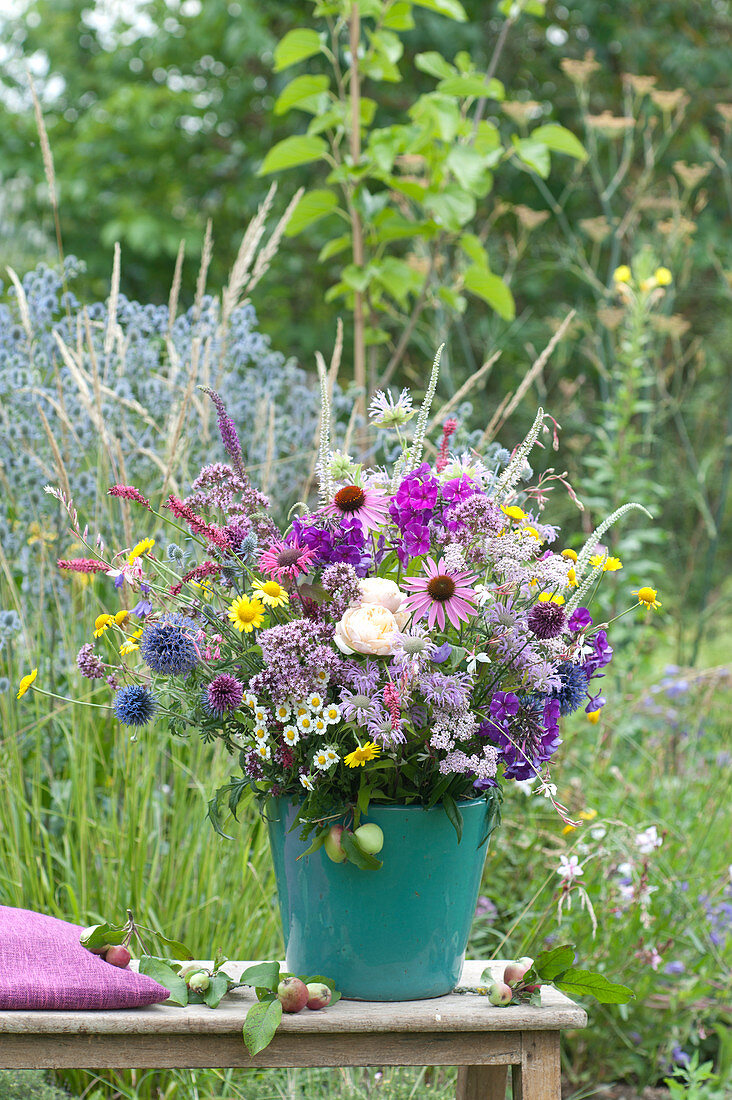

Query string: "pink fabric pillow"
[0, 906, 170, 1010]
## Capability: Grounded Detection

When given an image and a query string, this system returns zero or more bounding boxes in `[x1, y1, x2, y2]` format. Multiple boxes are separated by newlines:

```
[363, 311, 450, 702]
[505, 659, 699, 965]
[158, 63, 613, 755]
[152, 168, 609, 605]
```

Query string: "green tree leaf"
[285, 189, 339, 236]
[425, 186, 476, 231]
[446, 146, 491, 192]
[273, 28, 322, 72]
[383, 1, 415, 30]
[464, 266, 515, 320]
[258, 135, 328, 175]
[511, 136, 551, 178]
[530, 123, 587, 161]
[243, 998, 283, 1057]
[274, 74, 330, 116]
[555, 969, 634, 1004]
[438, 75, 504, 100]
[415, 52, 456, 81]
[239, 961, 281, 989]
[411, 0, 467, 21]
[138, 957, 188, 1006]
[203, 973, 231, 1009]
[79, 922, 127, 952]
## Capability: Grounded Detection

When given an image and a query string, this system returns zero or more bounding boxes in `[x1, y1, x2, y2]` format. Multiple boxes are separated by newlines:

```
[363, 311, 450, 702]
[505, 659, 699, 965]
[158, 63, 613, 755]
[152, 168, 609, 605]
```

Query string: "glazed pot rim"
[271, 794, 492, 812]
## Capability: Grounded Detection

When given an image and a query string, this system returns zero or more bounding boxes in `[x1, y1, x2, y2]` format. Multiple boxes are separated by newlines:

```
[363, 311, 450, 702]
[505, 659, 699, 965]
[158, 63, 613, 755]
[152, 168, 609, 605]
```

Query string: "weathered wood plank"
[512, 1032, 562, 1100]
[456, 1064, 508, 1100]
[0, 1030, 521, 1070]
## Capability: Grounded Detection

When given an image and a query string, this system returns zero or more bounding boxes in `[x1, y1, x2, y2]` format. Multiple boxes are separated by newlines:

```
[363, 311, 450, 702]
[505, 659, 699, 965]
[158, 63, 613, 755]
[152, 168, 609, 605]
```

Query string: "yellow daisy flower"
[538, 592, 565, 606]
[128, 538, 155, 566]
[93, 613, 114, 638]
[120, 639, 139, 655]
[522, 525, 541, 540]
[114, 609, 130, 625]
[227, 595, 265, 633]
[251, 578, 289, 608]
[344, 741, 382, 769]
[633, 586, 662, 611]
[561, 548, 578, 562]
[501, 505, 527, 521]
[17, 668, 37, 699]
[590, 554, 623, 572]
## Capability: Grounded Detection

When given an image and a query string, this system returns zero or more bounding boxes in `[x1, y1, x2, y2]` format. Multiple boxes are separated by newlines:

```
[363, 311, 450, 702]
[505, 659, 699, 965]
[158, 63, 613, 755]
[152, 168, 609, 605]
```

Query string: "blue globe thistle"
[548, 661, 588, 716]
[114, 684, 158, 727]
[139, 613, 199, 675]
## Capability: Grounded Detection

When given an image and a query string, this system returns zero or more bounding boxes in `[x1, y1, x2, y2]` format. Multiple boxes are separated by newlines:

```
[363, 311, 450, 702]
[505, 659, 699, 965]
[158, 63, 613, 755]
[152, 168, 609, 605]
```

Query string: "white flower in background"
[243, 693, 257, 709]
[515, 779, 535, 796]
[466, 651, 491, 675]
[635, 825, 663, 855]
[369, 388, 415, 429]
[312, 715, 328, 735]
[307, 692, 325, 713]
[557, 854, 584, 882]
[254, 705, 269, 724]
[297, 713, 314, 734]
[473, 583, 494, 607]
[312, 746, 339, 771]
[324, 746, 340, 765]
[314, 669, 328, 685]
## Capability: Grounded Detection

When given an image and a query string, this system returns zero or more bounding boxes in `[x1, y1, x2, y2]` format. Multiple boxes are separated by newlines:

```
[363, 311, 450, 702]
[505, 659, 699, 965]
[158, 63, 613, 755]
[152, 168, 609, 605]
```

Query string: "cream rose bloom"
[334, 603, 409, 656]
[358, 577, 406, 614]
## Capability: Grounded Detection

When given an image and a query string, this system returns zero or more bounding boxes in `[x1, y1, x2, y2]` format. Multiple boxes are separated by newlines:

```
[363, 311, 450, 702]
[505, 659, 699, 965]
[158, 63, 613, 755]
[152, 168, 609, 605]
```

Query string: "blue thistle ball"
[139, 613, 199, 676]
[114, 684, 158, 727]
[548, 661, 588, 716]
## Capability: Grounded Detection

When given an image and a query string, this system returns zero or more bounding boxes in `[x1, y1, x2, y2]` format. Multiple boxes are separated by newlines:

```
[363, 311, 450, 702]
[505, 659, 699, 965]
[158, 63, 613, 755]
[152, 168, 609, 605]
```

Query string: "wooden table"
[0, 961, 587, 1099]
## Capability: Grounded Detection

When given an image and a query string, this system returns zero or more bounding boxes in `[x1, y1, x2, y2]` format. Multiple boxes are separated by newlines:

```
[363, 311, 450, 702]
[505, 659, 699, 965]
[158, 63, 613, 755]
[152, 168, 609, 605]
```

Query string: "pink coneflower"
[402, 557, 479, 631]
[323, 483, 389, 533]
[259, 538, 316, 582]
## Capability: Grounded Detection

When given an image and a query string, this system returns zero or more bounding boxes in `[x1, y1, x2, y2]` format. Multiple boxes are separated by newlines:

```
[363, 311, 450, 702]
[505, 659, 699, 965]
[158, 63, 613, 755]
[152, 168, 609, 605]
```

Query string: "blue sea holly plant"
[25, 342, 658, 878]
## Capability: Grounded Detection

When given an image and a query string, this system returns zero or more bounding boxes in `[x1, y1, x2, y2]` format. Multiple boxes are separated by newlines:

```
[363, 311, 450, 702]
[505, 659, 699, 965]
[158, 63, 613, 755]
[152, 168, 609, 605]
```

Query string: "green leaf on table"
[530, 124, 587, 161]
[243, 998, 283, 1057]
[441, 793, 463, 842]
[149, 932, 194, 961]
[204, 973, 231, 1009]
[274, 75, 330, 116]
[531, 944, 577, 981]
[555, 969, 634, 1004]
[239, 961, 281, 990]
[274, 29, 322, 72]
[464, 266, 515, 320]
[341, 829, 383, 870]
[258, 136, 328, 176]
[285, 189, 339, 236]
[138, 957, 189, 1006]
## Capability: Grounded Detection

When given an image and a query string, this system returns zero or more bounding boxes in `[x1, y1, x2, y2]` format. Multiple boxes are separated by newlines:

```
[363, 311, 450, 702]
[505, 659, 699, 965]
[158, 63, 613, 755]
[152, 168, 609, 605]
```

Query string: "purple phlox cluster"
[252, 619, 347, 703]
[292, 514, 370, 574]
[475, 895, 498, 921]
[567, 607, 592, 633]
[705, 884, 732, 948]
[482, 691, 562, 780]
[320, 562, 362, 621]
[440, 474, 477, 504]
[76, 643, 105, 680]
[582, 629, 613, 679]
[389, 463, 440, 562]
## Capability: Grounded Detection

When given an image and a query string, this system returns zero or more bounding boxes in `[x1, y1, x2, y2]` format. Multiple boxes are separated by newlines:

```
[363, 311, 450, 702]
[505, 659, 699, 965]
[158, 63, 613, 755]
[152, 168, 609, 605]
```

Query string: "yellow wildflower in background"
[613, 265, 632, 283]
[252, 578, 289, 608]
[586, 709, 601, 724]
[228, 595, 265, 633]
[633, 586, 662, 611]
[654, 267, 672, 286]
[17, 668, 37, 699]
[27, 522, 57, 548]
[128, 538, 155, 565]
[344, 742, 382, 768]
[589, 554, 623, 572]
[114, 610, 129, 625]
[93, 614, 114, 638]
[120, 639, 139, 655]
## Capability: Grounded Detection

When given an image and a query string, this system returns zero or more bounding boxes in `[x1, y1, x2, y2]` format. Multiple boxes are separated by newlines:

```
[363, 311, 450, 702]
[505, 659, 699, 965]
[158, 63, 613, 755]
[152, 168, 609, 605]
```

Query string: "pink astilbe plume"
[435, 418, 458, 473]
[58, 558, 107, 573]
[107, 485, 151, 509]
[169, 560, 223, 596]
[163, 496, 231, 552]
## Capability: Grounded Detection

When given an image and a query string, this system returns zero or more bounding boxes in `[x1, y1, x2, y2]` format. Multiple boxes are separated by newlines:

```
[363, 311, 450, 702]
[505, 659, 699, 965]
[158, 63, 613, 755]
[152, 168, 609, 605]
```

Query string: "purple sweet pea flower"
[567, 607, 592, 632]
[583, 629, 613, 678]
[430, 642, 452, 664]
[585, 693, 606, 713]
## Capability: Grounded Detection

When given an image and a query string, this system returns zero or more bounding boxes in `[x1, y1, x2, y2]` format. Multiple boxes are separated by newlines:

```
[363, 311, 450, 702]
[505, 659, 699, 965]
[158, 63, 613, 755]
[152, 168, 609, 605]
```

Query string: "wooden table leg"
[512, 1032, 561, 1100]
[456, 1064, 508, 1099]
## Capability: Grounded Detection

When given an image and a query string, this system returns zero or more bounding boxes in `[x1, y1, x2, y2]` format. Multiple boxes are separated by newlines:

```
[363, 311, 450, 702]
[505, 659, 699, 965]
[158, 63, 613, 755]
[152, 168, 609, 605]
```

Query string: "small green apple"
[353, 823, 384, 855]
[324, 824, 347, 863]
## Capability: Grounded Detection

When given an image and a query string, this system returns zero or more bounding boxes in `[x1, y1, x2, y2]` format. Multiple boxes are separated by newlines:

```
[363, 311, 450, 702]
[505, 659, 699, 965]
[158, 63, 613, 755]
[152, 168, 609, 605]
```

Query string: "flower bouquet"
[32, 349, 656, 997]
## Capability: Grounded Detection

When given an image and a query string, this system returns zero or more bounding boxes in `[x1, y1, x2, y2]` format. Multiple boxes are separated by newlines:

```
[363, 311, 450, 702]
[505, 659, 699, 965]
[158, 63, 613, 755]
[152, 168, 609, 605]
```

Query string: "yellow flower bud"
[654, 266, 672, 286]
[613, 265, 632, 283]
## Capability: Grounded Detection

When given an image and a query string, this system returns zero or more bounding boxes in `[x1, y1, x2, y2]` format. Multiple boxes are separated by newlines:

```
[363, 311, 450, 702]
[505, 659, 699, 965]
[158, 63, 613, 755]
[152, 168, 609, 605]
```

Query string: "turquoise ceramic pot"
[267, 797, 496, 1001]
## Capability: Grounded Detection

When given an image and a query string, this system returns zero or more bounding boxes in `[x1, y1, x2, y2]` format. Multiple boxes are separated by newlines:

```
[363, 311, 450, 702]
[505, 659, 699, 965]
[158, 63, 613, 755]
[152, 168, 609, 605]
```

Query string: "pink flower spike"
[402, 556, 479, 631]
[108, 485, 151, 509]
[323, 483, 389, 533]
[57, 558, 107, 574]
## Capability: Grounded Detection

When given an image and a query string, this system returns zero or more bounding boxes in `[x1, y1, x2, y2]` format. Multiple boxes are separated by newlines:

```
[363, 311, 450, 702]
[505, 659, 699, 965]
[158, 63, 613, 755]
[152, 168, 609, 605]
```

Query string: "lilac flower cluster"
[252, 619, 347, 703]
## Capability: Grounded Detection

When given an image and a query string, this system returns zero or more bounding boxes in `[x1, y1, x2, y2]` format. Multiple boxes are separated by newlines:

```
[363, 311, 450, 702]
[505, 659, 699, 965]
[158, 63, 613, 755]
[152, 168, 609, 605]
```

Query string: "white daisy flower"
[253, 725, 268, 742]
[324, 745, 340, 765]
[312, 715, 328, 735]
[254, 706, 269, 724]
[300, 774, 315, 791]
[243, 693, 257, 709]
[307, 692, 325, 713]
[295, 702, 309, 719]
[312, 749, 332, 771]
[297, 714, 314, 734]
[324, 704, 341, 724]
[256, 743, 271, 761]
[314, 669, 328, 685]
[274, 702, 291, 722]
[283, 724, 300, 746]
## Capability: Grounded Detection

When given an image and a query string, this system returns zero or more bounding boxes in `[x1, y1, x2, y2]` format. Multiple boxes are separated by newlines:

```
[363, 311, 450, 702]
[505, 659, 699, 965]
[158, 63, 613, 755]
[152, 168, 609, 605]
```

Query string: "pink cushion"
[0, 906, 170, 1010]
